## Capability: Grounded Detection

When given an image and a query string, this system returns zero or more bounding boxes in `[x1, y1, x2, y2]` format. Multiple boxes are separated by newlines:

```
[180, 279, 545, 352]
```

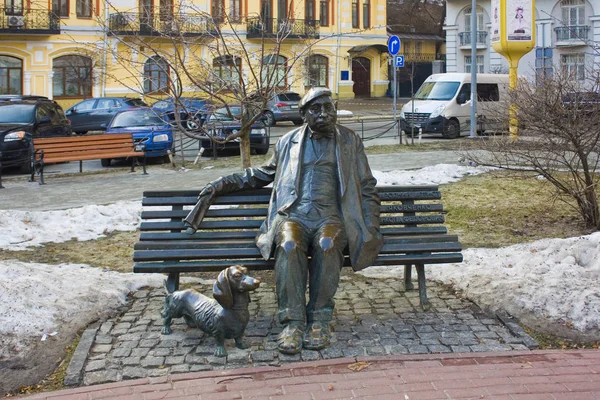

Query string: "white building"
[444, 0, 600, 90]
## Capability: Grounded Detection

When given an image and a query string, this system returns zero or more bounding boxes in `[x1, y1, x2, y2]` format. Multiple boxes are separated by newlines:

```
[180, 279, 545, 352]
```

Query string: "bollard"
[418, 127, 423, 145]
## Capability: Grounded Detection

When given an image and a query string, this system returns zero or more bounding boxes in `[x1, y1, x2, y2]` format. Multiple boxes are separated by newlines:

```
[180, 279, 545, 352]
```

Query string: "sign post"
[388, 35, 401, 141]
[491, 0, 535, 140]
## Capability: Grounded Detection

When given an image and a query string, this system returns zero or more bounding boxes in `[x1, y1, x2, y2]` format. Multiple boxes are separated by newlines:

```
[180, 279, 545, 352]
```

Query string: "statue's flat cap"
[299, 87, 332, 110]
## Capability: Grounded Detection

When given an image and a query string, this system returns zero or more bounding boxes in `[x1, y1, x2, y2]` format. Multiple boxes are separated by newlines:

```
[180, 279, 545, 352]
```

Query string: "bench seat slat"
[141, 208, 269, 219]
[41, 151, 143, 163]
[139, 231, 259, 241]
[133, 252, 463, 274]
[133, 235, 460, 250]
[133, 242, 461, 262]
[33, 133, 133, 144]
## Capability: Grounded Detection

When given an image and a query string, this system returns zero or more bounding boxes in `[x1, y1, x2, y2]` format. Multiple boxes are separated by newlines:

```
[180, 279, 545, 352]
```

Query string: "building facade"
[0, 0, 389, 109]
[445, 0, 600, 90]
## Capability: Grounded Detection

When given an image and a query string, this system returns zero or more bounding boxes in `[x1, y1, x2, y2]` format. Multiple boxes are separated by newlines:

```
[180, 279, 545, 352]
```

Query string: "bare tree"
[93, 0, 321, 168]
[461, 67, 600, 228]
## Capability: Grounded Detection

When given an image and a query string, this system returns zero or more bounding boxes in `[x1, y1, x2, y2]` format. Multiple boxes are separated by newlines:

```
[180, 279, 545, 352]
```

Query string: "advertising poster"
[506, 0, 532, 41]
[491, 0, 500, 43]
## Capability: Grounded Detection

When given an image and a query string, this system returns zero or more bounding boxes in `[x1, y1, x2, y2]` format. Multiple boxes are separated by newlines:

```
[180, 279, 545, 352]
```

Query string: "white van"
[400, 73, 509, 139]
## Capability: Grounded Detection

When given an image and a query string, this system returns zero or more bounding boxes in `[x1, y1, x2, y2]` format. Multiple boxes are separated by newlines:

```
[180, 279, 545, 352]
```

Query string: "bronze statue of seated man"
[184, 88, 383, 354]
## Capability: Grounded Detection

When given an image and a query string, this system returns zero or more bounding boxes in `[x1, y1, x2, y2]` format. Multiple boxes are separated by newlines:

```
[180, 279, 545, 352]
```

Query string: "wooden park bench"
[31, 133, 147, 184]
[133, 185, 463, 309]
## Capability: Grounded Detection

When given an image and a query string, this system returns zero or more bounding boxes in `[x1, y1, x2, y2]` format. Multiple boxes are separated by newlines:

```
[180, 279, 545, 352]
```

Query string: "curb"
[64, 326, 99, 386]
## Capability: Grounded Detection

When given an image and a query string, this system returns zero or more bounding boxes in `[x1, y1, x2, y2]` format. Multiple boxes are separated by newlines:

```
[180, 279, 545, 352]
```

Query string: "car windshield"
[277, 93, 301, 102]
[111, 110, 166, 128]
[414, 81, 461, 101]
[0, 104, 35, 123]
[210, 107, 241, 122]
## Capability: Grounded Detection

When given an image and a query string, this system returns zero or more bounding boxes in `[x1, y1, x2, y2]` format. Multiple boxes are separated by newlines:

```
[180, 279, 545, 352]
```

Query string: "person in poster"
[507, 1, 532, 41]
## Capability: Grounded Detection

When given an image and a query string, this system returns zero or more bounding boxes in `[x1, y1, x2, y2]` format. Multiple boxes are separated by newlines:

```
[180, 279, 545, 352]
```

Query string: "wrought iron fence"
[0, 7, 59, 33]
[247, 17, 320, 39]
[458, 31, 488, 46]
[554, 25, 590, 41]
[109, 10, 216, 36]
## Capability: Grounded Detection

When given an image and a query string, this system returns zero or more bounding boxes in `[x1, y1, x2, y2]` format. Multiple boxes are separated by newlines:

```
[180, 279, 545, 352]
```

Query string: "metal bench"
[32, 133, 147, 184]
[133, 185, 463, 310]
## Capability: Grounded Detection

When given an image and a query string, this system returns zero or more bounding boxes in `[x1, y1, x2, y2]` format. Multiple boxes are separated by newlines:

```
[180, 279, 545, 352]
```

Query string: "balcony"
[109, 10, 216, 37]
[458, 31, 488, 49]
[554, 25, 589, 46]
[247, 17, 319, 39]
[0, 8, 60, 34]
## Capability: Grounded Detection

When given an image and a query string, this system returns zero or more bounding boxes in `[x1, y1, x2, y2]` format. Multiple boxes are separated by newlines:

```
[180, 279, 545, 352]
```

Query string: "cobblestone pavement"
[66, 272, 538, 388]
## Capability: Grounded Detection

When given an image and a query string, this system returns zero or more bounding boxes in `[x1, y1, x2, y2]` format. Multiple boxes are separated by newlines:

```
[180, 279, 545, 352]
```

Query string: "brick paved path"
[57, 273, 538, 389]
[24, 350, 600, 399]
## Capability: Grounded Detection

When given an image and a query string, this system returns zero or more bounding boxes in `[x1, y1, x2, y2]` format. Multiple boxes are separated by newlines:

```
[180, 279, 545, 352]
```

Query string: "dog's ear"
[213, 267, 234, 309]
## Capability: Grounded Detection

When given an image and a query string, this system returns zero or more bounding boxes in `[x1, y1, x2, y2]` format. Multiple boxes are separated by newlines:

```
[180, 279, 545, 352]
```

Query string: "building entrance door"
[352, 57, 371, 97]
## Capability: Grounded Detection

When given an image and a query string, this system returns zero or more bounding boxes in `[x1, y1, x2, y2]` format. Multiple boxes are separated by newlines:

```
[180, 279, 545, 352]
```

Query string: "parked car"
[0, 95, 72, 173]
[562, 91, 600, 115]
[151, 97, 212, 130]
[65, 97, 147, 134]
[201, 106, 270, 155]
[262, 92, 303, 126]
[103, 108, 173, 166]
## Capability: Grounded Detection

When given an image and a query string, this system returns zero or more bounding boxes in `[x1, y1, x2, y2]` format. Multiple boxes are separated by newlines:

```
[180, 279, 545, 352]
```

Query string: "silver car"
[262, 92, 303, 126]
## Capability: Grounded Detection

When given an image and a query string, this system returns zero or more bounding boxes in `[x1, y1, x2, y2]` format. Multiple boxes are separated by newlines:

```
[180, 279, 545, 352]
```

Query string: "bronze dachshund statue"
[161, 265, 261, 357]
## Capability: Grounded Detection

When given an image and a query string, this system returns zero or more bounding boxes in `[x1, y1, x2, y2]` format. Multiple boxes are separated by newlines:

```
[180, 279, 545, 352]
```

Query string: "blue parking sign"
[395, 55, 405, 67]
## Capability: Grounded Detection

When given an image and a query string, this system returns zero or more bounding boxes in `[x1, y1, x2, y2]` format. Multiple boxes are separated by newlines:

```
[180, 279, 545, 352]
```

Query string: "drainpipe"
[101, 0, 109, 97]
[335, 0, 341, 98]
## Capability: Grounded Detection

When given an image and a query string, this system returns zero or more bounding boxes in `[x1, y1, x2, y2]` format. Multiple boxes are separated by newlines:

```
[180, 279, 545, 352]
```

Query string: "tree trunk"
[240, 132, 252, 169]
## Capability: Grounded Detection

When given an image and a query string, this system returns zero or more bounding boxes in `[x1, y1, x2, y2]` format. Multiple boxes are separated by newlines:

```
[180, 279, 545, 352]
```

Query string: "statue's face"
[302, 96, 337, 134]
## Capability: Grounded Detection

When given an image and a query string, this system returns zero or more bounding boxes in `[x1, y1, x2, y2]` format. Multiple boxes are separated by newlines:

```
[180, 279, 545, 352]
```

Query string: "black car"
[65, 97, 147, 134]
[0, 96, 72, 173]
[201, 106, 269, 155]
[151, 97, 212, 130]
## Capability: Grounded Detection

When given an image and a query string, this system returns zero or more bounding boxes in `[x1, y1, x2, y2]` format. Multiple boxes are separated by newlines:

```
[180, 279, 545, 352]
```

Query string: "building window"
[52, 0, 69, 17]
[560, 0, 585, 40]
[464, 55, 484, 73]
[143, 56, 170, 94]
[0, 55, 22, 95]
[306, 0, 315, 22]
[305, 54, 328, 88]
[352, 0, 359, 28]
[5, 0, 23, 14]
[414, 41, 422, 54]
[229, 0, 241, 22]
[362, 0, 369, 29]
[213, 55, 241, 89]
[319, 0, 328, 26]
[262, 54, 287, 88]
[53, 55, 93, 97]
[76, 0, 92, 17]
[535, 48, 553, 82]
[464, 6, 484, 32]
[562, 53, 585, 81]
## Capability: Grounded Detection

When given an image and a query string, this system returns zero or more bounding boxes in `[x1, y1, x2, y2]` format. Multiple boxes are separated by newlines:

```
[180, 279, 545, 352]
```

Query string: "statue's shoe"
[277, 324, 304, 354]
[303, 322, 331, 350]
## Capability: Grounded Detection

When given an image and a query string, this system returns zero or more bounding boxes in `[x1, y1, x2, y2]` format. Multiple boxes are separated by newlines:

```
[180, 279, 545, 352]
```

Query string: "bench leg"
[130, 157, 135, 173]
[404, 265, 414, 290]
[165, 272, 180, 293]
[415, 264, 431, 311]
[79, 160, 83, 173]
[142, 154, 147, 175]
[39, 163, 46, 185]
[0, 163, 4, 189]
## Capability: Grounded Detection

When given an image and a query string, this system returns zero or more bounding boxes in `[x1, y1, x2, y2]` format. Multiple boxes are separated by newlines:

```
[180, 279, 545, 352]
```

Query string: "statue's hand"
[184, 183, 219, 235]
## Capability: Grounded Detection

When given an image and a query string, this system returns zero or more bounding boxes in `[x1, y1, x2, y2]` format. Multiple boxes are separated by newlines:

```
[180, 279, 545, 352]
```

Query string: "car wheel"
[256, 147, 269, 155]
[442, 120, 460, 139]
[101, 158, 111, 167]
[75, 131, 88, 135]
[264, 111, 276, 127]
[20, 145, 33, 174]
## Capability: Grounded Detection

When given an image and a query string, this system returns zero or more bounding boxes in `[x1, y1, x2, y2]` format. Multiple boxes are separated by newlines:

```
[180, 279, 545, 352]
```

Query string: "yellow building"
[0, 0, 389, 109]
